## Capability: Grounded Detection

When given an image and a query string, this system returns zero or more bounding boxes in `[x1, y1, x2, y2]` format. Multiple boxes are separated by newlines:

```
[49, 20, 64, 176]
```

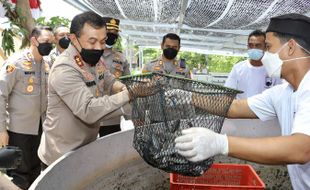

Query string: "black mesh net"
[120, 73, 241, 176]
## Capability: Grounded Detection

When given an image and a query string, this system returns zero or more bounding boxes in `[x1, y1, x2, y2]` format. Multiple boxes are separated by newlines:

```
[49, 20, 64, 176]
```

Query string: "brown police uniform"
[0, 50, 50, 189]
[103, 49, 130, 79]
[100, 17, 131, 136]
[99, 49, 131, 134]
[38, 44, 130, 166]
[142, 57, 191, 78]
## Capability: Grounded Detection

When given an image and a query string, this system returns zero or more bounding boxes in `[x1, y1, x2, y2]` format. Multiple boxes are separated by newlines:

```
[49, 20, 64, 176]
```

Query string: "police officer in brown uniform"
[99, 17, 131, 136]
[142, 33, 191, 78]
[0, 26, 53, 189]
[48, 25, 70, 66]
[38, 11, 133, 168]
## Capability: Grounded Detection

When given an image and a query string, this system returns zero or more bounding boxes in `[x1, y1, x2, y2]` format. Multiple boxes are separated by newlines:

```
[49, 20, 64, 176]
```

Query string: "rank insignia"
[159, 60, 163, 65]
[74, 55, 84, 67]
[27, 85, 34, 92]
[23, 61, 32, 66]
[23, 61, 32, 70]
[45, 63, 50, 72]
[6, 64, 15, 74]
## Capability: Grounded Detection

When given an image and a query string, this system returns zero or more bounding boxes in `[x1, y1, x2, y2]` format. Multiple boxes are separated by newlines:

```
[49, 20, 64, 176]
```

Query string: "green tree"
[142, 48, 161, 64]
[36, 16, 70, 28]
[1, 0, 35, 55]
[140, 48, 246, 73]
[178, 51, 206, 70]
[207, 55, 246, 73]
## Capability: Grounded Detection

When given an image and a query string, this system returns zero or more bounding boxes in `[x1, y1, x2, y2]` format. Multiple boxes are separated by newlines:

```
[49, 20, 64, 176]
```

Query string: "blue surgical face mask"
[248, 49, 264, 61]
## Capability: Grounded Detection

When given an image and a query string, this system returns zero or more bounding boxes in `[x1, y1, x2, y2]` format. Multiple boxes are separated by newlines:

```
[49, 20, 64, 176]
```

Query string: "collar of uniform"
[103, 48, 113, 57]
[54, 47, 61, 56]
[160, 55, 177, 65]
[67, 44, 88, 69]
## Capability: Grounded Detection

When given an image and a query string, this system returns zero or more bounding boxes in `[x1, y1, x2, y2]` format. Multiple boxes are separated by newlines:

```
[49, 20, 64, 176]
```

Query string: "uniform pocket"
[22, 74, 40, 96]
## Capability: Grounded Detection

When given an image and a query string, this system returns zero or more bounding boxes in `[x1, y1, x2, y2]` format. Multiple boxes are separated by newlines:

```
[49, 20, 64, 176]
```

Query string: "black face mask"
[59, 37, 70, 49]
[77, 38, 104, 66]
[163, 48, 178, 60]
[37, 42, 53, 56]
[106, 33, 119, 47]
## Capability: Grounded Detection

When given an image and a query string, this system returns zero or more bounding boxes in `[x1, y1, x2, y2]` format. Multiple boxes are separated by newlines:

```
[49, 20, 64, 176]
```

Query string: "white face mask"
[261, 43, 310, 78]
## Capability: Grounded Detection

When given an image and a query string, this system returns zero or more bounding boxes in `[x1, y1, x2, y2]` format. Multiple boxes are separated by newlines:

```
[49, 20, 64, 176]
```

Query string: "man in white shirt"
[175, 13, 310, 189]
[225, 30, 281, 99]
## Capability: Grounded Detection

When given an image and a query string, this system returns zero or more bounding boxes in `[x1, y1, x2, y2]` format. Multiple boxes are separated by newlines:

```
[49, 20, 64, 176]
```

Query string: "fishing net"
[120, 73, 240, 176]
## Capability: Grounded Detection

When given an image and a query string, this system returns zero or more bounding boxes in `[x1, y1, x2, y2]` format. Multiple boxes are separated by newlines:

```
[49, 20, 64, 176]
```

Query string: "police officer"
[48, 25, 70, 66]
[38, 11, 135, 168]
[99, 17, 131, 136]
[142, 33, 191, 78]
[0, 26, 53, 189]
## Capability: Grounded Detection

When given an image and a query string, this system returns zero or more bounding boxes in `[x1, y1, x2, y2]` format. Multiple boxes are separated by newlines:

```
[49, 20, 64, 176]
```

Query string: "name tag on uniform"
[113, 60, 123, 65]
[98, 74, 104, 80]
[24, 71, 35, 75]
[85, 81, 96, 87]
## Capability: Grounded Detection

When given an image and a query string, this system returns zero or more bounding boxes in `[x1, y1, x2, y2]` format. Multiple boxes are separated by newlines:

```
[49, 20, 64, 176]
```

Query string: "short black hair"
[29, 26, 53, 39]
[248, 30, 266, 42]
[162, 33, 181, 45]
[273, 32, 310, 54]
[70, 11, 106, 37]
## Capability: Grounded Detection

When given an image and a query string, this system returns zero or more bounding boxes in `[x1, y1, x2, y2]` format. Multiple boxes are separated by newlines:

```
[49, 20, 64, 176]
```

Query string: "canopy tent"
[64, 0, 310, 56]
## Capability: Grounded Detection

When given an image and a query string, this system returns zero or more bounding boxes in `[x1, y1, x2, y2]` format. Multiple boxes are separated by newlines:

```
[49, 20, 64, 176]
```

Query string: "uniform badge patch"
[23, 61, 32, 70]
[6, 64, 15, 73]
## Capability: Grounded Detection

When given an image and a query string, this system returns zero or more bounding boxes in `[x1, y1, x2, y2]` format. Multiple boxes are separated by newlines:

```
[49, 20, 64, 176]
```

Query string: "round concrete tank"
[29, 119, 291, 189]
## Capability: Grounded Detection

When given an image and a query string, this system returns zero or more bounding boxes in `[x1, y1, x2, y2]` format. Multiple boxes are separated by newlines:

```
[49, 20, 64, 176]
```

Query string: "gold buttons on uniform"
[27, 85, 34, 92]
[28, 77, 34, 84]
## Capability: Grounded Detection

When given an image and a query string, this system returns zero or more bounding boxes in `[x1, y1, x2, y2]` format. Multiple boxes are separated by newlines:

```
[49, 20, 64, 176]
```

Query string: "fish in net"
[121, 73, 241, 176]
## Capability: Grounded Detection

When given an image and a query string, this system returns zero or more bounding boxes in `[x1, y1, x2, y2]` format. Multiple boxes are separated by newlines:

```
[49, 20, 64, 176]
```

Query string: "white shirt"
[248, 71, 310, 190]
[225, 60, 282, 99]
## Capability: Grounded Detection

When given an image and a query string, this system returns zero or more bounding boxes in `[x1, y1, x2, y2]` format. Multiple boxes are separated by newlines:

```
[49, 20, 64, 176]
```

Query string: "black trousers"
[6, 121, 42, 190]
[99, 124, 121, 137]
